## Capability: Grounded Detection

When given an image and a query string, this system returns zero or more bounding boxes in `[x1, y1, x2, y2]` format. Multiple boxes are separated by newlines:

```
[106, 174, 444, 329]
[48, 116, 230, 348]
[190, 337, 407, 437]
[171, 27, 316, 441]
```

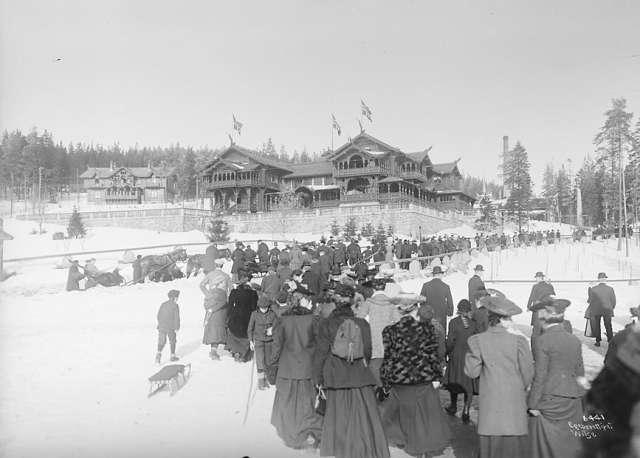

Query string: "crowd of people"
[148, 234, 640, 458]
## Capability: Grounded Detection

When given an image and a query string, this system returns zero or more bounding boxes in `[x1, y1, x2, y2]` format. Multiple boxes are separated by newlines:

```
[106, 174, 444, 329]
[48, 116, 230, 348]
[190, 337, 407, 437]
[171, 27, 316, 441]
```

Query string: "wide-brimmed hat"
[479, 295, 522, 317]
[432, 266, 444, 275]
[214, 258, 225, 266]
[474, 264, 484, 272]
[398, 302, 420, 315]
[534, 271, 545, 278]
[530, 296, 571, 314]
[598, 272, 608, 280]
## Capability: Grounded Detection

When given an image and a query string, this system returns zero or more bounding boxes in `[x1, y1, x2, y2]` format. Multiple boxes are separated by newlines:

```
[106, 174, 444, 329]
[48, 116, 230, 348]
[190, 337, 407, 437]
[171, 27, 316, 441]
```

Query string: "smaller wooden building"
[80, 165, 177, 204]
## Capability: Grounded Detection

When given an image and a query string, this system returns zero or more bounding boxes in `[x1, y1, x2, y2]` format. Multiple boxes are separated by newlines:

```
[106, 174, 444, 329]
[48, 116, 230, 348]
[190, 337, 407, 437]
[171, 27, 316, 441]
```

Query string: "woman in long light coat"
[464, 295, 534, 458]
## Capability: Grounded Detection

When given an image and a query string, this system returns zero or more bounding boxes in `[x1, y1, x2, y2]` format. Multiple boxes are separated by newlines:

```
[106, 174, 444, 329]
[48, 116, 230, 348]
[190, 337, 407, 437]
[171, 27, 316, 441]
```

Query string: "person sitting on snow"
[155, 290, 181, 364]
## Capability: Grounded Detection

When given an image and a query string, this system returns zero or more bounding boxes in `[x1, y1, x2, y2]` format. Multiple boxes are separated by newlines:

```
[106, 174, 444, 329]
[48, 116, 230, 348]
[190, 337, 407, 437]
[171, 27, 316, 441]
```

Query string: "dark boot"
[170, 354, 179, 362]
[209, 348, 220, 361]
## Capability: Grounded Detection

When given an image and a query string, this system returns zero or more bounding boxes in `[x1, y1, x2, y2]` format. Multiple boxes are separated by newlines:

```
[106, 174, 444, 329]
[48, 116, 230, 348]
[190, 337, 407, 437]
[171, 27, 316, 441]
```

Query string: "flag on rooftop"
[360, 99, 373, 122]
[232, 114, 243, 135]
[331, 114, 342, 136]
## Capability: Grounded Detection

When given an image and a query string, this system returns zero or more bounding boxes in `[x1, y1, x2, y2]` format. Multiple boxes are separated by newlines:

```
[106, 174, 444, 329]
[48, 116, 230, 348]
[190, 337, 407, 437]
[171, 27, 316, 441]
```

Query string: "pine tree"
[330, 220, 341, 236]
[67, 206, 86, 238]
[593, 98, 634, 225]
[360, 222, 374, 237]
[343, 217, 357, 237]
[541, 164, 557, 221]
[576, 158, 604, 226]
[375, 224, 387, 245]
[556, 166, 573, 223]
[475, 195, 497, 230]
[629, 119, 640, 225]
[177, 149, 197, 199]
[503, 141, 532, 231]
[206, 216, 230, 243]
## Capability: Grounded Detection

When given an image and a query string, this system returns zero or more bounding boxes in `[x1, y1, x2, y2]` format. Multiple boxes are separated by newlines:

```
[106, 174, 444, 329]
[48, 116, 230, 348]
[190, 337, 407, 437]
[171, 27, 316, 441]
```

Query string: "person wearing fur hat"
[530, 295, 573, 360]
[270, 292, 322, 450]
[155, 290, 181, 364]
[312, 286, 389, 458]
[465, 295, 534, 458]
[226, 270, 258, 362]
[444, 299, 479, 422]
[605, 305, 640, 368]
[378, 302, 452, 456]
[420, 266, 454, 335]
[248, 295, 278, 389]
[528, 297, 586, 458]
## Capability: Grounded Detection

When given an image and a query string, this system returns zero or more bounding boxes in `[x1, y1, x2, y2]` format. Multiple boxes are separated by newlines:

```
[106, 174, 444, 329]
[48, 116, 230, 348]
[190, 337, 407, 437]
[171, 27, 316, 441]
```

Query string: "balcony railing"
[400, 171, 426, 181]
[206, 177, 266, 189]
[340, 192, 380, 202]
[333, 165, 389, 177]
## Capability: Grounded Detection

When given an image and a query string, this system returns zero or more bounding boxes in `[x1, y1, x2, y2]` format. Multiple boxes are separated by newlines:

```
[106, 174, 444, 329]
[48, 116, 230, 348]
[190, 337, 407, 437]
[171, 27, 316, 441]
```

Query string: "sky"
[1, 0, 639, 185]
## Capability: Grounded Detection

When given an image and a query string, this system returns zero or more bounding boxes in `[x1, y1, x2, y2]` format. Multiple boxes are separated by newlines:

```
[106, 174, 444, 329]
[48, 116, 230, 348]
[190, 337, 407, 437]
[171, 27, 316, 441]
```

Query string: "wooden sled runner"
[148, 364, 191, 397]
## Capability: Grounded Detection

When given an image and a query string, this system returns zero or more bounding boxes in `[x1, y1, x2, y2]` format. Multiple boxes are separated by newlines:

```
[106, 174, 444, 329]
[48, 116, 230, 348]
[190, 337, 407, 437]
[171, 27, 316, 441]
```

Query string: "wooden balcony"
[206, 177, 266, 189]
[400, 171, 426, 181]
[340, 192, 380, 203]
[333, 165, 389, 178]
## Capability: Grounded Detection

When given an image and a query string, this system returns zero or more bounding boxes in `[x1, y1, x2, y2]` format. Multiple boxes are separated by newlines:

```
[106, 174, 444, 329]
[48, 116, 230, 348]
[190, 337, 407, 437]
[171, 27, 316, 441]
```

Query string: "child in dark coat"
[155, 290, 181, 364]
[248, 295, 278, 389]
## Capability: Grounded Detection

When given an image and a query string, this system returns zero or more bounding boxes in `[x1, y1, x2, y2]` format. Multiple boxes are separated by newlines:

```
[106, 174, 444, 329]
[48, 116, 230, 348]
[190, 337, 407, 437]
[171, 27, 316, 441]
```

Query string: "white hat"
[214, 258, 225, 266]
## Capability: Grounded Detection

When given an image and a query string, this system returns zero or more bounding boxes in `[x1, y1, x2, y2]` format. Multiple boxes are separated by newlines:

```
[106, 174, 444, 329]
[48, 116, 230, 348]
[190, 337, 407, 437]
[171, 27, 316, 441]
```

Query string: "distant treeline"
[0, 128, 499, 200]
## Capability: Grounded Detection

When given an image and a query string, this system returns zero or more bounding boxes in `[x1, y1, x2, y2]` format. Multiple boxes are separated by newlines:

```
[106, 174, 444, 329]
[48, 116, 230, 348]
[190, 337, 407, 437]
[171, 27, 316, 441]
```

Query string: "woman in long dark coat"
[444, 299, 478, 422]
[379, 302, 452, 456]
[226, 270, 258, 362]
[312, 284, 389, 458]
[270, 292, 323, 449]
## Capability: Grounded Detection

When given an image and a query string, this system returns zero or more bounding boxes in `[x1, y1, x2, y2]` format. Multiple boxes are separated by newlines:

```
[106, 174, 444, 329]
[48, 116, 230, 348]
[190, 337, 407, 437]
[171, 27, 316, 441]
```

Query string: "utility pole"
[38, 167, 44, 233]
[617, 121, 624, 252]
[75, 168, 79, 208]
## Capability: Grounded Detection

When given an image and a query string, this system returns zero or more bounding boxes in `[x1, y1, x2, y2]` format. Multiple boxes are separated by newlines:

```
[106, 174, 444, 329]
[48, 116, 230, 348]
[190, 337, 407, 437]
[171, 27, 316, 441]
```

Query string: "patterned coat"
[380, 315, 442, 392]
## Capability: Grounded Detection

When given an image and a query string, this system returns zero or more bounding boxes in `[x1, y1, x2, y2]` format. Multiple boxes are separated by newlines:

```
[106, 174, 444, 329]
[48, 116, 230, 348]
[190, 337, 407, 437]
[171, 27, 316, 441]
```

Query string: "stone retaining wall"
[19, 204, 468, 237]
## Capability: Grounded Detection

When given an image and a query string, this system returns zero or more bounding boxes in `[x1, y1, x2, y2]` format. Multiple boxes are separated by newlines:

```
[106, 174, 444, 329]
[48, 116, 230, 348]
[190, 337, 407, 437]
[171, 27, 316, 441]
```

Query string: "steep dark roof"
[201, 144, 294, 174]
[327, 132, 402, 159]
[285, 161, 333, 178]
[406, 147, 433, 164]
[431, 161, 459, 174]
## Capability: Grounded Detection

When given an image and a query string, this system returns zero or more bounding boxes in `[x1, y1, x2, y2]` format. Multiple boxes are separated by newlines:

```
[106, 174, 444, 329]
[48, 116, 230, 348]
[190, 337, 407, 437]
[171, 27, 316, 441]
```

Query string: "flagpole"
[331, 123, 334, 152]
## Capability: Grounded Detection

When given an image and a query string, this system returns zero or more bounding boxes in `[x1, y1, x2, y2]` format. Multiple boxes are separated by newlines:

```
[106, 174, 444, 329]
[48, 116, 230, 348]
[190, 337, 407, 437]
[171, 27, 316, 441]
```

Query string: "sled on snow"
[148, 363, 191, 397]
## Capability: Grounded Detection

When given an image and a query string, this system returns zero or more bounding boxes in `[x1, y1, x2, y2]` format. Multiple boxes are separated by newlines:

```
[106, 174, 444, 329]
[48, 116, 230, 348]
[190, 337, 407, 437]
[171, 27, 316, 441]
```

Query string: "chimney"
[502, 136, 509, 157]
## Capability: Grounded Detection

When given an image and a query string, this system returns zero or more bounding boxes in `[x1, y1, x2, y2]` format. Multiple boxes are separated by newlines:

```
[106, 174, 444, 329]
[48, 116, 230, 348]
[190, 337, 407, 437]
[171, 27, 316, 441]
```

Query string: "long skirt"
[529, 395, 582, 458]
[271, 378, 323, 449]
[202, 309, 227, 345]
[321, 386, 389, 458]
[381, 383, 451, 456]
[226, 331, 250, 360]
[478, 435, 530, 458]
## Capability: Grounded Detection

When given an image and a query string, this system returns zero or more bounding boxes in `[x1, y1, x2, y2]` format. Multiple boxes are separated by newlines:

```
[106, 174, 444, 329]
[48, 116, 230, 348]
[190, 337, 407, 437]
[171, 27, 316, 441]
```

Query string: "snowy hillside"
[1, 220, 639, 458]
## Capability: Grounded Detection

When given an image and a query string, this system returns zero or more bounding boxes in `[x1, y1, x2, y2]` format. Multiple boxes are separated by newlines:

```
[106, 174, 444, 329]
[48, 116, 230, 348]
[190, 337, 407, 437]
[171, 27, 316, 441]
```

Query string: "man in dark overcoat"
[420, 266, 454, 334]
[527, 272, 555, 336]
[346, 239, 362, 267]
[467, 264, 485, 306]
[587, 272, 616, 346]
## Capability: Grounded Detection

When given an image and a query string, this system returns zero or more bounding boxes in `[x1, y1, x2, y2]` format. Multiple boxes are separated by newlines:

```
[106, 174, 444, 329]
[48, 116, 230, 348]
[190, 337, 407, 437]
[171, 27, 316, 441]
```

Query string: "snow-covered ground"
[1, 220, 639, 458]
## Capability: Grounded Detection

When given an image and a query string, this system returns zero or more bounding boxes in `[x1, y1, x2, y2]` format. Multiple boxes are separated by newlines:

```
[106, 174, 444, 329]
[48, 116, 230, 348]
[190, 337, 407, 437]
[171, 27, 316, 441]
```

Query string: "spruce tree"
[67, 207, 86, 238]
[330, 220, 341, 237]
[541, 164, 557, 221]
[555, 166, 573, 223]
[343, 217, 357, 237]
[206, 216, 230, 243]
[593, 98, 634, 225]
[503, 141, 532, 231]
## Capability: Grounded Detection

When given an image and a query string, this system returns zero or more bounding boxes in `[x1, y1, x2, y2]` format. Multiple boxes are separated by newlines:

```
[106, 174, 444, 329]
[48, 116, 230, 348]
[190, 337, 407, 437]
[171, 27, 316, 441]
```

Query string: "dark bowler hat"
[168, 289, 180, 298]
[474, 264, 484, 272]
[530, 296, 571, 314]
[534, 271, 545, 278]
[598, 272, 608, 280]
[432, 266, 444, 275]
[479, 295, 522, 317]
